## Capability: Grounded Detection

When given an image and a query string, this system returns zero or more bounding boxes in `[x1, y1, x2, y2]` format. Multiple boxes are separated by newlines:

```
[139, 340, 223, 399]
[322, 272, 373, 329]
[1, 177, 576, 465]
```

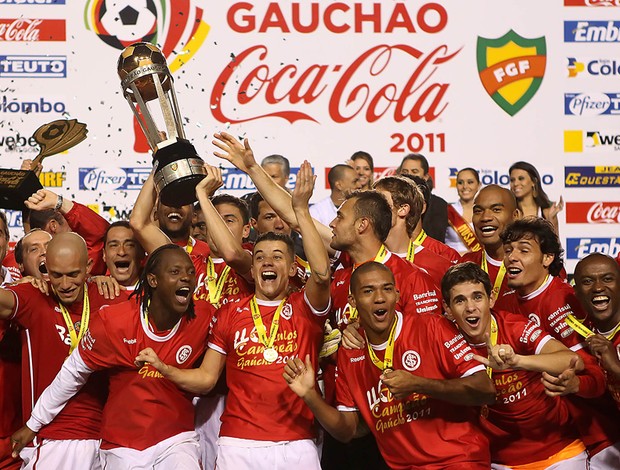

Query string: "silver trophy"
[118, 42, 205, 207]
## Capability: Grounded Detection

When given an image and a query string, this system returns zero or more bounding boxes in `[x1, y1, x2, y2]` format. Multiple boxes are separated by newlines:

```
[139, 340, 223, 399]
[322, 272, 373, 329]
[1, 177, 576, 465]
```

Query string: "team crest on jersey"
[401, 350, 421, 371]
[281, 303, 293, 320]
[176, 345, 193, 364]
[528, 313, 541, 326]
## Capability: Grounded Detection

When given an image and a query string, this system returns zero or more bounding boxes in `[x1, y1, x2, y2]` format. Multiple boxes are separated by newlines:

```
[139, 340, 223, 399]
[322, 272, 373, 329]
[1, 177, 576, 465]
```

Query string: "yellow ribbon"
[565, 314, 620, 341]
[205, 257, 231, 307]
[249, 296, 287, 352]
[58, 287, 90, 356]
[486, 315, 498, 378]
[348, 245, 389, 321]
[185, 236, 195, 255]
[414, 230, 428, 246]
[366, 317, 398, 371]
[481, 251, 506, 301]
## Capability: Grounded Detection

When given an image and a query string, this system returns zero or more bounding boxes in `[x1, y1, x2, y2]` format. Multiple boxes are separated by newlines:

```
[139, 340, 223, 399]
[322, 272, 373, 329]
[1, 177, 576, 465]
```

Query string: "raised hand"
[291, 160, 315, 211]
[548, 196, 564, 220]
[24, 189, 59, 212]
[196, 164, 224, 198]
[283, 354, 316, 399]
[212, 132, 257, 174]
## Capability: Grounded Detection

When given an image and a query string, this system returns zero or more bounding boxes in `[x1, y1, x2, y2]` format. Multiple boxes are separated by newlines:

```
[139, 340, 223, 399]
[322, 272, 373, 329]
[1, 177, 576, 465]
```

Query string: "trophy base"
[0, 170, 43, 210]
[155, 158, 207, 207]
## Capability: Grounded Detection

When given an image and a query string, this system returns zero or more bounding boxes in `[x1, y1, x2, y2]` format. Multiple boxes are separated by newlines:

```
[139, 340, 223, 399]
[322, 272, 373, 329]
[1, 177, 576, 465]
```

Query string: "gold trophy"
[0, 119, 87, 210]
[118, 42, 206, 207]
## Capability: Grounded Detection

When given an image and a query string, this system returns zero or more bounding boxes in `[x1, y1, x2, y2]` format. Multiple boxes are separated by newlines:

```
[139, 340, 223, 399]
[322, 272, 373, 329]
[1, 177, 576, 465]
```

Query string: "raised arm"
[292, 161, 331, 311]
[128, 171, 171, 254]
[212, 132, 336, 254]
[195, 164, 251, 276]
[135, 346, 226, 395]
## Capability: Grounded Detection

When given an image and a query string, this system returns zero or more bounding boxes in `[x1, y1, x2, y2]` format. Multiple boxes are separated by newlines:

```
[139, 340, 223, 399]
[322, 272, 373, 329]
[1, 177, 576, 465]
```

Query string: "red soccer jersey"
[0, 320, 21, 438]
[604, 331, 620, 409]
[194, 256, 254, 307]
[335, 312, 489, 469]
[472, 311, 577, 465]
[78, 299, 215, 450]
[8, 282, 123, 440]
[421, 235, 460, 263]
[2, 251, 21, 281]
[330, 251, 441, 328]
[460, 250, 513, 311]
[395, 245, 451, 289]
[208, 291, 327, 442]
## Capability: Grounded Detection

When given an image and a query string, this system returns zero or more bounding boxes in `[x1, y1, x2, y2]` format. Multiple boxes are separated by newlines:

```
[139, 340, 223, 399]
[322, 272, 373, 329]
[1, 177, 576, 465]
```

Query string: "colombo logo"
[477, 30, 546, 116]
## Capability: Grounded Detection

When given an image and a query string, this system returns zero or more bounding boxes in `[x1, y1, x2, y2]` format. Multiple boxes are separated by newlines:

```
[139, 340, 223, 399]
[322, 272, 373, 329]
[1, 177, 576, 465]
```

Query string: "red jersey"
[460, 250, 513, 311]
[0, 320, 20, 437]
[194, 256, 254, 307]
[330, 250, 441, 328]
[78, 299, 216, 450]
[64, 202, 110, 276]
[2, 251, 21, 281]
[395, 244, 451, 289]
[336, 312, 489, 469]
[8, 282, 123, 440]
[472, 311, 576, 465]
[208, 291, 327, 442]
[421, 234, 460, 263]
[601, 330, 620, 409]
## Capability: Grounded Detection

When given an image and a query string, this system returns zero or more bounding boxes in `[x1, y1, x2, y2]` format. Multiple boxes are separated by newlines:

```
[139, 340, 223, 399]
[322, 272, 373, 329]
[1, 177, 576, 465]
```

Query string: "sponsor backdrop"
[0, 0, 618, 273]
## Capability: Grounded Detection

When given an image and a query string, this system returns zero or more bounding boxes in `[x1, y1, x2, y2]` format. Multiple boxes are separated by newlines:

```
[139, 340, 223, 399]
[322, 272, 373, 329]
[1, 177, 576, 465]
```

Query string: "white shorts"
[194, 394, 226, 470]
[588, 441, 620, 470]
[19, 438, 100, 470]
[491, 450, 588, 470]
[215, 437, 320, 470]
[100, 431, 200, 470]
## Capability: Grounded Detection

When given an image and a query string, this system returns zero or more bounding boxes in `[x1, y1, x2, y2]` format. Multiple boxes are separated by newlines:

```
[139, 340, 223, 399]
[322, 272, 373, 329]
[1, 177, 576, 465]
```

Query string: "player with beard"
[135, 161, 331, 469]
[284, 261, 495, 469]
[460, 185, 520, 310]
[11, 244, 217, 469]
[0, 233, 125, 469]
[442, 262, 587, 468]
[500, 218, 620, 468]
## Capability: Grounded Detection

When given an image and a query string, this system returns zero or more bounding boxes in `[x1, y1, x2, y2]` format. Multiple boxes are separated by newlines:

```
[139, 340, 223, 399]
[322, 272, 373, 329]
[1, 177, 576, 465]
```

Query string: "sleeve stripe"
[303, 290, 331, 317]
[569, 342, 585, 353]
[461, 364, 486, 378]
[336, 405, 358, 412]
[534, 335, 553, 355]
[208, 342, 227, 356]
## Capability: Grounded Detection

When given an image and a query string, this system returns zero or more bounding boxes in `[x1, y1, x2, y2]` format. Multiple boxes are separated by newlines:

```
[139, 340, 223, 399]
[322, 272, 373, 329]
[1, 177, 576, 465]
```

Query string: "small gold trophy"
[118, 42, 206, 207]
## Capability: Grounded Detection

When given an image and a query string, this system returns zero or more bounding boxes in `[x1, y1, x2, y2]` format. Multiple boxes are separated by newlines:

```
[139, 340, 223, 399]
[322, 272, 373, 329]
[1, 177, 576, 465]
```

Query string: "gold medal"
[263, 347, 278, 363]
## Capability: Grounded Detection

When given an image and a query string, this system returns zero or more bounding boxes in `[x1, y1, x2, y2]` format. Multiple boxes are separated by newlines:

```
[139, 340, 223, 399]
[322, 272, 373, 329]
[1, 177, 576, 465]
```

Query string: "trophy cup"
[0, 119, 87, 210]
[118, 42, 206, 207]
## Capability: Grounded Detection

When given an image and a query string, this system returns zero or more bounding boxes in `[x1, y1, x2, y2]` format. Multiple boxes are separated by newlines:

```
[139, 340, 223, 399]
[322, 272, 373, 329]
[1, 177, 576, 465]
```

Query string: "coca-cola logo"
[587, 202, 620, 223]
[0, 19, 66, 42]
[210, 44, 461, 124]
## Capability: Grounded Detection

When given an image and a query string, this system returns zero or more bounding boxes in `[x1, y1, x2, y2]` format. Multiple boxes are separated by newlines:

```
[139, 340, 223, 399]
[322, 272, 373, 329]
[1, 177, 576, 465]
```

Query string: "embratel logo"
[79, 167, 151, 191]
[84, 0, 210, 153]
[564, 0, 620, 5]
[566, 202, 620, 224]
[0, 19, 65, 41]
[565, 21, 620, 42]
[565, 166, 620, 187]
[564, 93, 620, 116]
[564, 130, 620, 152]
[566, 238, 620, 259]
[0, 55, 66, 78]
[222, 167, 301, 192]
[0, 96, 66, 114]
[476, 30, 546, 116]
[567, 57, 620, 77]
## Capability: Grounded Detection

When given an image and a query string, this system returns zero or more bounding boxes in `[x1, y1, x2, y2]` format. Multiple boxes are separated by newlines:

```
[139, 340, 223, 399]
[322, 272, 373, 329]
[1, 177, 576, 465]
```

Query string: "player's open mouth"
[167, 212, 182, 222]
[39, 261, 47, 274]
[507, 267, 522, 277]
[114, 261, 130, 273]
[591, 295, 610, 310]
[479, 225, 497, 235]
[465, 316, 480, 329]
[175, 287, 191, 304]
[372, 308, 388, 322]
[261, 271, 277, 282]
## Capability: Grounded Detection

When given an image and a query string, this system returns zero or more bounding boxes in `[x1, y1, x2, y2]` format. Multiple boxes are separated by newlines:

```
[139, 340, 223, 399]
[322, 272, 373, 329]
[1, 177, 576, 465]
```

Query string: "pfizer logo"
[568, 93, 611, 116]
[80, 167, 127, 191]
[176, 345, 193, 364]
[401, 350, 421, 371]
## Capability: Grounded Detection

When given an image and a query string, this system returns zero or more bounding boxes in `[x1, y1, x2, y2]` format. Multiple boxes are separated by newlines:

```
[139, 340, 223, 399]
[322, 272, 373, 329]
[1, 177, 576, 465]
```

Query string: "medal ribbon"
[366, 317, 398, 371]
[414, 230, 427, 246]
[205, 256, 231, 306]
[565, 314, 620, 341]
[348, 245, 389, 321]
[486, 315, 498, 378]
[446, 205, 482, 252]
[481, 251, 506, 301]
[249, 296, 287, 351]
[58, 287, 90, 356]
[185, 236, 195, 255]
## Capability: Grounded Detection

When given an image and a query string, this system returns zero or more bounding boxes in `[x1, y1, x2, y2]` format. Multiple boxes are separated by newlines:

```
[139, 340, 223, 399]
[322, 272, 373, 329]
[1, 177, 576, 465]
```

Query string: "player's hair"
[261, 154, 290, 178]
[345, 191, 392, 243]
[327, 164, 355, 190]
[103, 220, 131, 244]
[500, 217, 564, 276]
[350, 261, 394, 294]
[254, 232, 295, 262]
[0, 210, 8, 241]
[29, 209, 65, 230]
[132, 244, 195, 320]
[441, 262, 492, 304]
[457, 167, 480, 184]
[396, 153, 429, 176]
[249, 192, 266, 220]
[400, 174, 431, 221]
[373, 176, 423, 237]
[351, 151, 374, 171]
[509, 161, 552, 210]
[211, 194, 250, 225]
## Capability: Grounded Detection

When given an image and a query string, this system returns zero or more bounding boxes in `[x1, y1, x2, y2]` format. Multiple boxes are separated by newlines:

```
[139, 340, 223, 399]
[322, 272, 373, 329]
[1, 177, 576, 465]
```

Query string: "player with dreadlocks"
[11, 244, 217, 469]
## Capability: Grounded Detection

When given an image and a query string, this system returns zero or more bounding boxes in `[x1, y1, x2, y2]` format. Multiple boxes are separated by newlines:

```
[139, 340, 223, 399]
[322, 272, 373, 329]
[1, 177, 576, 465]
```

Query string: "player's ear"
[147, 272, 157, 288]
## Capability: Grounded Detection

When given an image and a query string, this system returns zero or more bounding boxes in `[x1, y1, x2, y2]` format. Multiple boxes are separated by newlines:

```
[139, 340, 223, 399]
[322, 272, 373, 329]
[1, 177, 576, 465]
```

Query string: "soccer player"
[460, 185, 519, 310]
[12, 244, 217, 469]
[14, 229, 52, 280]
[135, 161, 331, 469]
[0, 233, 123, 469]
[283, 261, 495, 469]
[103, 221, 145, 291]
[442, 262, 587, 468]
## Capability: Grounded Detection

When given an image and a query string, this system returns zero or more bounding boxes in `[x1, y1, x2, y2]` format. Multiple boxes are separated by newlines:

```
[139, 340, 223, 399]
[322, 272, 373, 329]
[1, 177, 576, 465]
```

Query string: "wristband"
[54, 194, 63, 212]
